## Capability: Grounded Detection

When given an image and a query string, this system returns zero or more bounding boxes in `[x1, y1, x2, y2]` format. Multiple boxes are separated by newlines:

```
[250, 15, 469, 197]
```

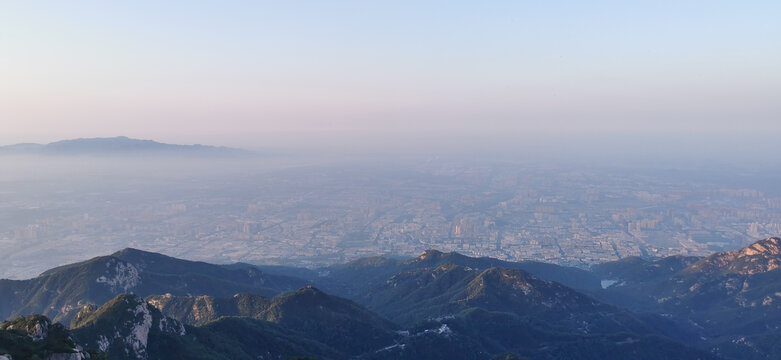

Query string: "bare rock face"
[742, 237, 781, 256]
[95, 259, 141, 293]
[686, 237, 781, 275]
[1, 247, 305, 326]
[70, 294, 185, 360]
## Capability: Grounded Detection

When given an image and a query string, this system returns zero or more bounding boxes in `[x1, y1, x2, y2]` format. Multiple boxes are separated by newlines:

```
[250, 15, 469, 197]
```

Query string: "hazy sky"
[1, 1, 779, 148]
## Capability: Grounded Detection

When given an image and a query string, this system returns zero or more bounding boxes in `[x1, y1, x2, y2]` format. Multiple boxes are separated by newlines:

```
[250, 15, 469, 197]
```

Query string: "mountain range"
[0, 248, 306, 324]
[0, 137, 246, 156]
[3, 238, 781, 359]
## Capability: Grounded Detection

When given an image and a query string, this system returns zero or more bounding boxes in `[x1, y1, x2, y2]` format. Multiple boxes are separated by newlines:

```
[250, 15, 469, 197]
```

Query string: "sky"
[1, 1, 779, 151]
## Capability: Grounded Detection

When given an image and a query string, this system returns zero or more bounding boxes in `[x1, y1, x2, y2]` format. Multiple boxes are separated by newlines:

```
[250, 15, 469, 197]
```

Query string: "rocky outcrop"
[686, 237, 781, 275]
[0, 315, 89, 359]
[71, 294, 185, 360]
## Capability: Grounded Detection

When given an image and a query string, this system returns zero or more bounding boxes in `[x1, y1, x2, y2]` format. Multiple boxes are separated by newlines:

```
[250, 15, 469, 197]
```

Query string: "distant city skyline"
[1, 1, 779, 150]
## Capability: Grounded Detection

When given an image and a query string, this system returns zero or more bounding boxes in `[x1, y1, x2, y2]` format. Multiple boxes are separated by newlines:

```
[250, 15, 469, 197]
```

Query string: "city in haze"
[1, 2, 781, 360]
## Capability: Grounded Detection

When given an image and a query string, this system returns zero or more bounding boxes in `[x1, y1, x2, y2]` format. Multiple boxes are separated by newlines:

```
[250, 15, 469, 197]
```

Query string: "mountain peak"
[71, 293, 185, 358]
[685, 237, 781, 275]
[0, 315, 88, 359]
[0, 315, 52, 341]
[296, 285, 323, 293]
[458, 267, 603, 316]
[412, 249, 468, 263]
[70, 293, 146, 329]
[111, 247, 146, 256]
[109, 247, 184, 266]
[419, 249, 445, 259]
[275, 286, 334, 307]
[284, 286, 329, 300]
[740, 237, 781, 256]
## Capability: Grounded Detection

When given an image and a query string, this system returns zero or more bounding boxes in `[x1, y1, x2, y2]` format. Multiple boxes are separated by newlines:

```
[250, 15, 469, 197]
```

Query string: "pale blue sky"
[1, 1, 779, 148]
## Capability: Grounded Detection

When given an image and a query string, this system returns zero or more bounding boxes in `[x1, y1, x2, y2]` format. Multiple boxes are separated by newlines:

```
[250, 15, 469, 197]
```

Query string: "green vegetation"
[0, 315, 87, 359]
[0, 248, 307, 324]
[152, 287, 397, 356]
[8, 240, 781, 358]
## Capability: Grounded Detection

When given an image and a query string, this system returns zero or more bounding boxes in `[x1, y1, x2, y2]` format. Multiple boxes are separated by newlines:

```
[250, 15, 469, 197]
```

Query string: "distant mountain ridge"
[0, 136, 247, 156]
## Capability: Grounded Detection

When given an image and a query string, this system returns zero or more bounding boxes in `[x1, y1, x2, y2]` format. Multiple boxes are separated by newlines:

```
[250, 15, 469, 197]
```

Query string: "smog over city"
[1, 2, 780, 360]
